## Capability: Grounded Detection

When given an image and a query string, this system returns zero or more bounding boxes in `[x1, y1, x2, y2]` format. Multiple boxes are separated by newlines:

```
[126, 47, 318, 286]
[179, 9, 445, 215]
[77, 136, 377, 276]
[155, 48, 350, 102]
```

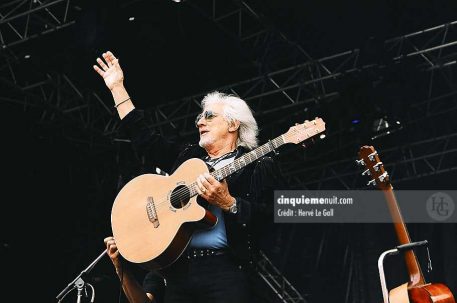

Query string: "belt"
[184, 248, 227, 260]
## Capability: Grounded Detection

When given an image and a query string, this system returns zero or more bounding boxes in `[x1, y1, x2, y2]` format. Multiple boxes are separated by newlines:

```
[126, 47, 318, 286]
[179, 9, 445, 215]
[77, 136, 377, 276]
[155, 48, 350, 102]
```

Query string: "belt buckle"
[186, 248, 222, 260]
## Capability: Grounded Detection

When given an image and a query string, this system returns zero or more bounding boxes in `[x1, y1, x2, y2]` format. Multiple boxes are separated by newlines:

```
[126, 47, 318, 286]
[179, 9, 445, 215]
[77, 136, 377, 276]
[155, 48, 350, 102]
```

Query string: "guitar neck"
[187, 135, 285, 198]
[211, 136, 285, 181]
[383, 188, 426, 287]
[187, 117, 325, 197]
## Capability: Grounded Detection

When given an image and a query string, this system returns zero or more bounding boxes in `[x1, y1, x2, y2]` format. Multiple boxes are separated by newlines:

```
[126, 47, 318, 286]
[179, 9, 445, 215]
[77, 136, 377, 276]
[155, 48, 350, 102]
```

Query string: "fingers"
[203, 173, 217, 185]
[96, 57, 109, 71]
[106, 51, 117, 65]
[196, 176, 207, 195]
[103, 236, 113, 245]
[104, 236, 118, 254]
[196, 173, 219, 196]
[103, 52, 113, 67]
[93, 64, 104, 77]
[94, 51, 119, 76]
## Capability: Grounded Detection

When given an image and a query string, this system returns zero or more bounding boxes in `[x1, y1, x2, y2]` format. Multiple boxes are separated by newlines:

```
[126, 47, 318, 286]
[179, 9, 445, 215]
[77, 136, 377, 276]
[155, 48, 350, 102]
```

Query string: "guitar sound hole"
[170, 185, 190, 209]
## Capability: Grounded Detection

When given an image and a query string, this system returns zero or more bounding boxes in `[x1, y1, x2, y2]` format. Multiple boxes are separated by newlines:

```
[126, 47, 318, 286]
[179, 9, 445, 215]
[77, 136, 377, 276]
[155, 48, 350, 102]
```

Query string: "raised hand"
[93, 51, 124, 91]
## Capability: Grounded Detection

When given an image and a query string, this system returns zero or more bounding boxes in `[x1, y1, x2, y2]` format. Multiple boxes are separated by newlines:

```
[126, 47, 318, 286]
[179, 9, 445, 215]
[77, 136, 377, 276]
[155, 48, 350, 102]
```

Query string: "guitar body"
[111, 158, 217, 270]
[389, 282, 456, 303]
[409, 283, 456, 303]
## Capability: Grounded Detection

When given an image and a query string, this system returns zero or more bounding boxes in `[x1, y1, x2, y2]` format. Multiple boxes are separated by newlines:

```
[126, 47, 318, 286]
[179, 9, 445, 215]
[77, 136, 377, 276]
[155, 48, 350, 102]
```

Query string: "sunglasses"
[195, 110, 219, 126]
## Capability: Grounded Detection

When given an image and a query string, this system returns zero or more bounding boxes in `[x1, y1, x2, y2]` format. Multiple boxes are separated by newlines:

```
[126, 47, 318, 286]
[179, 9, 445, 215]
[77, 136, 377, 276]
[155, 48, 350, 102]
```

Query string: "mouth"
[200, 130, 209, 135]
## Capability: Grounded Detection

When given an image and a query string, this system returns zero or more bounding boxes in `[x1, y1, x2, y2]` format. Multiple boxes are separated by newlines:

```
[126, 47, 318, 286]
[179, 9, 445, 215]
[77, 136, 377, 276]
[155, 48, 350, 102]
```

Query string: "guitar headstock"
[357, 145, 392, 190]
[283, 117, 326, 145]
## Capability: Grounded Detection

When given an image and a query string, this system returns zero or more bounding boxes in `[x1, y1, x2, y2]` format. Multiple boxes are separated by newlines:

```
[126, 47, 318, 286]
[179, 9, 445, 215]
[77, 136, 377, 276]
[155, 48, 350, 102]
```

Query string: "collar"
[205, 149, 238, 162]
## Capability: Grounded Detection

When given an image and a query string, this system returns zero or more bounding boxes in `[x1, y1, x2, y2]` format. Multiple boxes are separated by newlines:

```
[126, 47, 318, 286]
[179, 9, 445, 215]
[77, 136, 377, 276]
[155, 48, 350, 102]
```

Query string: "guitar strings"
[150, 135, 285, 209]
[148, 132, 299, 210]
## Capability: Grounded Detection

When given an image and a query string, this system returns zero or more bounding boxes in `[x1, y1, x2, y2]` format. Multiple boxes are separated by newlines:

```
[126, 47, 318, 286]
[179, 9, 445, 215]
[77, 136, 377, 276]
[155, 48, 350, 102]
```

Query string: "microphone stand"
[56, 250, 107, 303]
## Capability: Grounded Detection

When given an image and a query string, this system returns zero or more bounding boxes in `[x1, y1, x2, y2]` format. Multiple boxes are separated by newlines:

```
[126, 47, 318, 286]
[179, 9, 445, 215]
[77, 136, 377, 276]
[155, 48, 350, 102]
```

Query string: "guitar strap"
[207, 148, 247, 183]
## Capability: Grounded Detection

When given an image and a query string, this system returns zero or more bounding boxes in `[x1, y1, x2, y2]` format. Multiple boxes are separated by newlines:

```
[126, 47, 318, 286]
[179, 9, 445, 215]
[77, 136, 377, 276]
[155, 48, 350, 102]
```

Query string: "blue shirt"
[190, 154, 236, 249]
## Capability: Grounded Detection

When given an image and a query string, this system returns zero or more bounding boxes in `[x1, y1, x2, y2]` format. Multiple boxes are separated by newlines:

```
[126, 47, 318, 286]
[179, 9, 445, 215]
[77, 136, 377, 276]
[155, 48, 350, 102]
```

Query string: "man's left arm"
[231, 156, 286, 224]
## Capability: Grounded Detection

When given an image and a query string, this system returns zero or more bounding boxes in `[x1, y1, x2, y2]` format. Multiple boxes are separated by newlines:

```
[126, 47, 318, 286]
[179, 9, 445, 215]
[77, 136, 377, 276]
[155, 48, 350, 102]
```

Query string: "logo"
[426, 192, 455, 222]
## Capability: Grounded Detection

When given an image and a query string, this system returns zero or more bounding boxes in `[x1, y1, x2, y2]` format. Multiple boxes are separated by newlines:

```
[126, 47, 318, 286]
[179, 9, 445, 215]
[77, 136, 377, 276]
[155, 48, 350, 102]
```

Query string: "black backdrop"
[1, 1, 456, 302]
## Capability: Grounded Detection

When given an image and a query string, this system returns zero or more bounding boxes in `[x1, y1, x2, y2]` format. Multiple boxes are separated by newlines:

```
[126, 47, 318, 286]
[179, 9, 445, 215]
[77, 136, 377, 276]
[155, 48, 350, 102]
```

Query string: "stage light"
[24, 54, 31, 59]
[128, 17, 135, 21]
[373, 117, 389, 132]
[371, 116, 402, 140]
[320, 134, 326, 139]
[351, 119, 360, 124]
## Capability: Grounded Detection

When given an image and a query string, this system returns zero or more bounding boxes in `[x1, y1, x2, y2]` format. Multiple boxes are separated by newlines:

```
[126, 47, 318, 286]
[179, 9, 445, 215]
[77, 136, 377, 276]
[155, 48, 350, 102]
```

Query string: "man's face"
[196, 103, 230, 148]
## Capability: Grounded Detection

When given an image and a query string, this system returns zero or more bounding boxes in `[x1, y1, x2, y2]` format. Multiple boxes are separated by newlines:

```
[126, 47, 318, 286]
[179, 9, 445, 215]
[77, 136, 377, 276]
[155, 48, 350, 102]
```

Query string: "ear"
[228, 120, 240, 132]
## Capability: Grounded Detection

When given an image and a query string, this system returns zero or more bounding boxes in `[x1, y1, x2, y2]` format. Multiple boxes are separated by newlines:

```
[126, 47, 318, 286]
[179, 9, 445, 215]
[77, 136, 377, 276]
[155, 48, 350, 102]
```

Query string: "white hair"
[201, 91, 259, 149]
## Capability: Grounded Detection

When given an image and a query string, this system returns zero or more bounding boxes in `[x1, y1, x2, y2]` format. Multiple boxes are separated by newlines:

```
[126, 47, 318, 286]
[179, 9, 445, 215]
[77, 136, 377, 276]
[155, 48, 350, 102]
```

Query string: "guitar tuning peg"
[367, 179, 377, 186]
[373, 162, 383, 171]
[362, 169, 371, 176]
[368, 151, 378, 161]
[355, 159, 365, 166]
[378, 172, 389, 182]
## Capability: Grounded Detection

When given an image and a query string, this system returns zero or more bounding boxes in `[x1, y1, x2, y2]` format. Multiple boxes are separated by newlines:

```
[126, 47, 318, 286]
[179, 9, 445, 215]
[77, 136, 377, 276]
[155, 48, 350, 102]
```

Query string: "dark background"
[1, 1, 456, 302]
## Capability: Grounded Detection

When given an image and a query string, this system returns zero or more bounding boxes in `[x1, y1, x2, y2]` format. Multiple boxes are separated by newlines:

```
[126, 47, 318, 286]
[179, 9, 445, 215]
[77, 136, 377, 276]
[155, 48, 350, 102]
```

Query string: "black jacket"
[121, 109, 286, 264]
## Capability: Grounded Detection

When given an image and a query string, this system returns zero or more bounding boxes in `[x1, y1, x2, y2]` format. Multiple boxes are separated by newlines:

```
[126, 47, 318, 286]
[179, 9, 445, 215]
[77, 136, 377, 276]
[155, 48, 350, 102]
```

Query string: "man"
[94, 51, 286, 303]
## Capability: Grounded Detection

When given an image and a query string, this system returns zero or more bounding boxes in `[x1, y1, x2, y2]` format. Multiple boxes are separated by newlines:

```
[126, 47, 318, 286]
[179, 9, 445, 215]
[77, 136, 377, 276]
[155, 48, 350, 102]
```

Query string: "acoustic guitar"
[111, 118, 326, 270]
[358, 145, 455, 303]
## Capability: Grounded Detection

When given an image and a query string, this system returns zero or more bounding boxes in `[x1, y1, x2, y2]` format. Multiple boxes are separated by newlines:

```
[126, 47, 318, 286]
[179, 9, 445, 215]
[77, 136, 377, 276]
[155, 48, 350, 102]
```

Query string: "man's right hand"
[93, 51, 124, 91]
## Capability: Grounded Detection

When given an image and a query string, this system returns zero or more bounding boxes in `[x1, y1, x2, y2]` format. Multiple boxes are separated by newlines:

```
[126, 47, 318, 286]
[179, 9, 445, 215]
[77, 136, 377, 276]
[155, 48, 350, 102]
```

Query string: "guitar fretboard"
[188, 136, 285, 197]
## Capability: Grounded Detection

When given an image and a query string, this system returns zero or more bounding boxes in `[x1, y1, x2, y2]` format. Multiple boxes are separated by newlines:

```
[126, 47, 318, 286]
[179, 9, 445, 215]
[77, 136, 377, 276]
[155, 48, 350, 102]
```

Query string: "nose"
[196, 115, 206, 128]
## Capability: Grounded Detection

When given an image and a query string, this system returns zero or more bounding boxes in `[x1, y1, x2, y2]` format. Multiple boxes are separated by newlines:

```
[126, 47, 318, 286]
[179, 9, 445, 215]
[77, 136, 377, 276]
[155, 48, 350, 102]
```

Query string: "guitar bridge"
[146, 196, 159, 228]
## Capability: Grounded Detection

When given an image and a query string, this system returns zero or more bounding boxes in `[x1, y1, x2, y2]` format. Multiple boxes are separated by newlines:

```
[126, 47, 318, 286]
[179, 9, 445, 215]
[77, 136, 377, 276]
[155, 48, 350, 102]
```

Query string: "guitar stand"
[378, 240, 431, 303]
[56, 250, 107, 303]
